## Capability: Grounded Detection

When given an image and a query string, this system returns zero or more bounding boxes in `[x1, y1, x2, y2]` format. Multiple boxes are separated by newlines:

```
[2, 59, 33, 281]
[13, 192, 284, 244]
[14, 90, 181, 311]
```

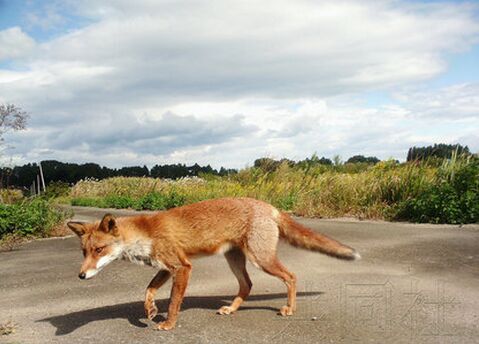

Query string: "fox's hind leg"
[258, 257, 296, 316]
[245, 217, 297, 316]
[145, 270, 171, 320]
[217, 247, 252, 315]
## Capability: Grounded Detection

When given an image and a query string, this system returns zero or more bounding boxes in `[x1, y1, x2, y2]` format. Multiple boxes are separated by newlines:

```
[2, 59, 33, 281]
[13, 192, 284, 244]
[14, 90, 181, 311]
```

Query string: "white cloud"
[0, 27, 35, 61]
[3, 0, 478, 100]
[394, 83, 479, 119]
[0, 0, 478, 168]
[4, 82, 477, 168]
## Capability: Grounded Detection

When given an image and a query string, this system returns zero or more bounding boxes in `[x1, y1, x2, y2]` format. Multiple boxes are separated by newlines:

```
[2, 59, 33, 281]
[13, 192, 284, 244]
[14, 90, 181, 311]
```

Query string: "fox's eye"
[95, 247, 104, 254]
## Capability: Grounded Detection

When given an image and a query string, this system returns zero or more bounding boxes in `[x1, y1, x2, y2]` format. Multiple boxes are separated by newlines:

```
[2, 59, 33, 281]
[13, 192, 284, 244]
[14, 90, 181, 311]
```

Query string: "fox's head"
[67, 214, 123, 280]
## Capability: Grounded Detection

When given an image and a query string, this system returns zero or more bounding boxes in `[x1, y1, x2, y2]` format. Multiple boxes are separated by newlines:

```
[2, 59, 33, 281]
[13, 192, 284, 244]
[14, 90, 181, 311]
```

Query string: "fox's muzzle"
[77, 245, 122, 280]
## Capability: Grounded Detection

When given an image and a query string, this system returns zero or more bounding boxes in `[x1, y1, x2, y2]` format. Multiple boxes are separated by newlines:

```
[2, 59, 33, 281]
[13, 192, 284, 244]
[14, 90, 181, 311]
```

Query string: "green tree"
[346, 155, 380, 164]
[407, 144, 470, 161]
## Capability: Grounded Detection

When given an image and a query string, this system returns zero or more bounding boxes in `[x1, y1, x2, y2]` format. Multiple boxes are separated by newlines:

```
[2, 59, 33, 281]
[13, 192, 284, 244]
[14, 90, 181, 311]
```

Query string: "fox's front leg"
[145, 270, 171, 320]
[156, 264, 192, 331]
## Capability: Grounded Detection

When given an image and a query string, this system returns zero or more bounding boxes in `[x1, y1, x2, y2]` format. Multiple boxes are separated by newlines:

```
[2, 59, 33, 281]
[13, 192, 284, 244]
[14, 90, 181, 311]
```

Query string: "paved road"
[1, 207, 478, 343]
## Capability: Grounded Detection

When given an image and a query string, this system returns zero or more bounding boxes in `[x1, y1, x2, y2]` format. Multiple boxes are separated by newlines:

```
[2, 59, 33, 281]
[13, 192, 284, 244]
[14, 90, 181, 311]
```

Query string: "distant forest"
[407, 143, 470, 161]
[0, 143, 472, 189]
[0, 161, 237, 189]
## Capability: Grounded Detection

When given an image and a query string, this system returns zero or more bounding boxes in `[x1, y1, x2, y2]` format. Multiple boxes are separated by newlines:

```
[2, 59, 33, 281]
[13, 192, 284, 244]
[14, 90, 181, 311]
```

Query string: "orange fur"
[68, 197, 359, 330]
[278, 212, 359, 260]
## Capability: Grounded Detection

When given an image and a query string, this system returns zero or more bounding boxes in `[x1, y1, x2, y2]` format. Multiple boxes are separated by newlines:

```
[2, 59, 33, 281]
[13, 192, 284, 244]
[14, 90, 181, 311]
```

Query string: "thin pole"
[37, 175, 41, 195]
[32, 180, 36, 196]
[39, 162, 46, 192]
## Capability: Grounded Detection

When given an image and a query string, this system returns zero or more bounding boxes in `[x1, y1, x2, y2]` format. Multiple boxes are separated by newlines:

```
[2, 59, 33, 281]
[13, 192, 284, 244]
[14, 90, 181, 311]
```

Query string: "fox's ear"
[99, 213, 118, 235]
[67, 222, 86, 237]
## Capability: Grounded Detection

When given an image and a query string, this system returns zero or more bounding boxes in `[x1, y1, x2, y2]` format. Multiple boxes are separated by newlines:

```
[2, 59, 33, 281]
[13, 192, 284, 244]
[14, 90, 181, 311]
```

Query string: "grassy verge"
[67, 156, 478, 224]
[394, 155, 479, 223]
[0, 198, 71, 249]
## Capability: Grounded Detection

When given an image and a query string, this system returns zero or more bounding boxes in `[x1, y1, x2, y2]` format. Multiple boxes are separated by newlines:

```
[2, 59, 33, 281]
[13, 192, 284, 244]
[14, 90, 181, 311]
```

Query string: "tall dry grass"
[68, 159, 445, 220]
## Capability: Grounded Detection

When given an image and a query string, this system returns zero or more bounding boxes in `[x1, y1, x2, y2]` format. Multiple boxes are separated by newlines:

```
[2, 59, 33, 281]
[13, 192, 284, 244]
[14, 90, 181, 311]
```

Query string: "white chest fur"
[121, 240, 167, 270]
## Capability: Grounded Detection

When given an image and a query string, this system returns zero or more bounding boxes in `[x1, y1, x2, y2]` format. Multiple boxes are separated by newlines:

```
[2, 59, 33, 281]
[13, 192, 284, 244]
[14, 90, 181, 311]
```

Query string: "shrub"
[164, 190, 186, 209]
[71, 190, 187, 211]
[104, 195, 136, 209]
[71, 197, 106, 207]
[136, 192, 167, 210]
[0, 198, 68, 239]
[43, 181, 70, 199]
[395, 158, 479, 223]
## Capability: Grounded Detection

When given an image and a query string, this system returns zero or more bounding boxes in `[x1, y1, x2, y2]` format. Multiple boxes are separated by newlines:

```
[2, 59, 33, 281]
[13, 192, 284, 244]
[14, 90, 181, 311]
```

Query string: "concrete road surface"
[1, 206, 478, 343]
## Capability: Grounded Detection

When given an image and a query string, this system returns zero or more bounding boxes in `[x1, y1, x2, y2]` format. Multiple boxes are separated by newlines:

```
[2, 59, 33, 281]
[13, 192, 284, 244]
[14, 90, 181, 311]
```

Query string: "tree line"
[253, 154, 381, 172]
[407, 143, 470, 161]
[1, 143, 473, 189]
[0, 160, 237, 189]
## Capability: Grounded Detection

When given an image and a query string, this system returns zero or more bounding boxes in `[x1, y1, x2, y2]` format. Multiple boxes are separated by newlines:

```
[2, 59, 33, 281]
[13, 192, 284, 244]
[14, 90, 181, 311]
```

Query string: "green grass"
[394, 155, 479, 223]
[0, 198, 69, 239]
[67, 156, 479, 224]
[70, 190, 187, 210]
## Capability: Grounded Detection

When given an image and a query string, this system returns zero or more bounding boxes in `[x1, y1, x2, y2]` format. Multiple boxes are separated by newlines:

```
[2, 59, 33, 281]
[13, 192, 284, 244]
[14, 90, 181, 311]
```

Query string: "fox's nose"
[78, 272, 86, 279]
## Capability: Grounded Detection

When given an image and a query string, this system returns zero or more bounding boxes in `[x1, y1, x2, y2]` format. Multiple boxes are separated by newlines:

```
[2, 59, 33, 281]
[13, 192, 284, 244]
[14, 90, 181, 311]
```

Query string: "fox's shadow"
[38, 292, 322, 335]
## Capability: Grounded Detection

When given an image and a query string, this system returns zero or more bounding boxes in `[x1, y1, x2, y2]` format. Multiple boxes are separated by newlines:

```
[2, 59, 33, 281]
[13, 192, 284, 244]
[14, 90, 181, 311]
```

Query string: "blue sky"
[0, 0, 478, 168]
[432, 45, 479, 86]
[0, 1, 89, 41]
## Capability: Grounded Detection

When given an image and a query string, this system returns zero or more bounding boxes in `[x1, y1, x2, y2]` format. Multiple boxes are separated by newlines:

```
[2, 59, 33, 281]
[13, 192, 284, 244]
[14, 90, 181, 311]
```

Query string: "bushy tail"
[278, 213, 360, 260]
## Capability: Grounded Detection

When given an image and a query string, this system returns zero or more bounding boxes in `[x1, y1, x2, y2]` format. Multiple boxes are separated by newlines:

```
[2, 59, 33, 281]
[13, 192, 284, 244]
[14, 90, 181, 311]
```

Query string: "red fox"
[68, 197, 359, 330]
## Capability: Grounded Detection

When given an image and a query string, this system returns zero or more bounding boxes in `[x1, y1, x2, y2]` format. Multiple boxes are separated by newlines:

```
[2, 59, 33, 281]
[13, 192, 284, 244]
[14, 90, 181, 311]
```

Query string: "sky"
[0, 0, 478, 169]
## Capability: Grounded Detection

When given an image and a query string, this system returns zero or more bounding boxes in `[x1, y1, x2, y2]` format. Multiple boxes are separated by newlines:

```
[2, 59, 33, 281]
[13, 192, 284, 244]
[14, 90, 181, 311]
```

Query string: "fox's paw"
[145, 302, 158, 320]
[155, 320, 175, 331]
[217, 306, 235, 315]
[279, 305, 294, 316]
